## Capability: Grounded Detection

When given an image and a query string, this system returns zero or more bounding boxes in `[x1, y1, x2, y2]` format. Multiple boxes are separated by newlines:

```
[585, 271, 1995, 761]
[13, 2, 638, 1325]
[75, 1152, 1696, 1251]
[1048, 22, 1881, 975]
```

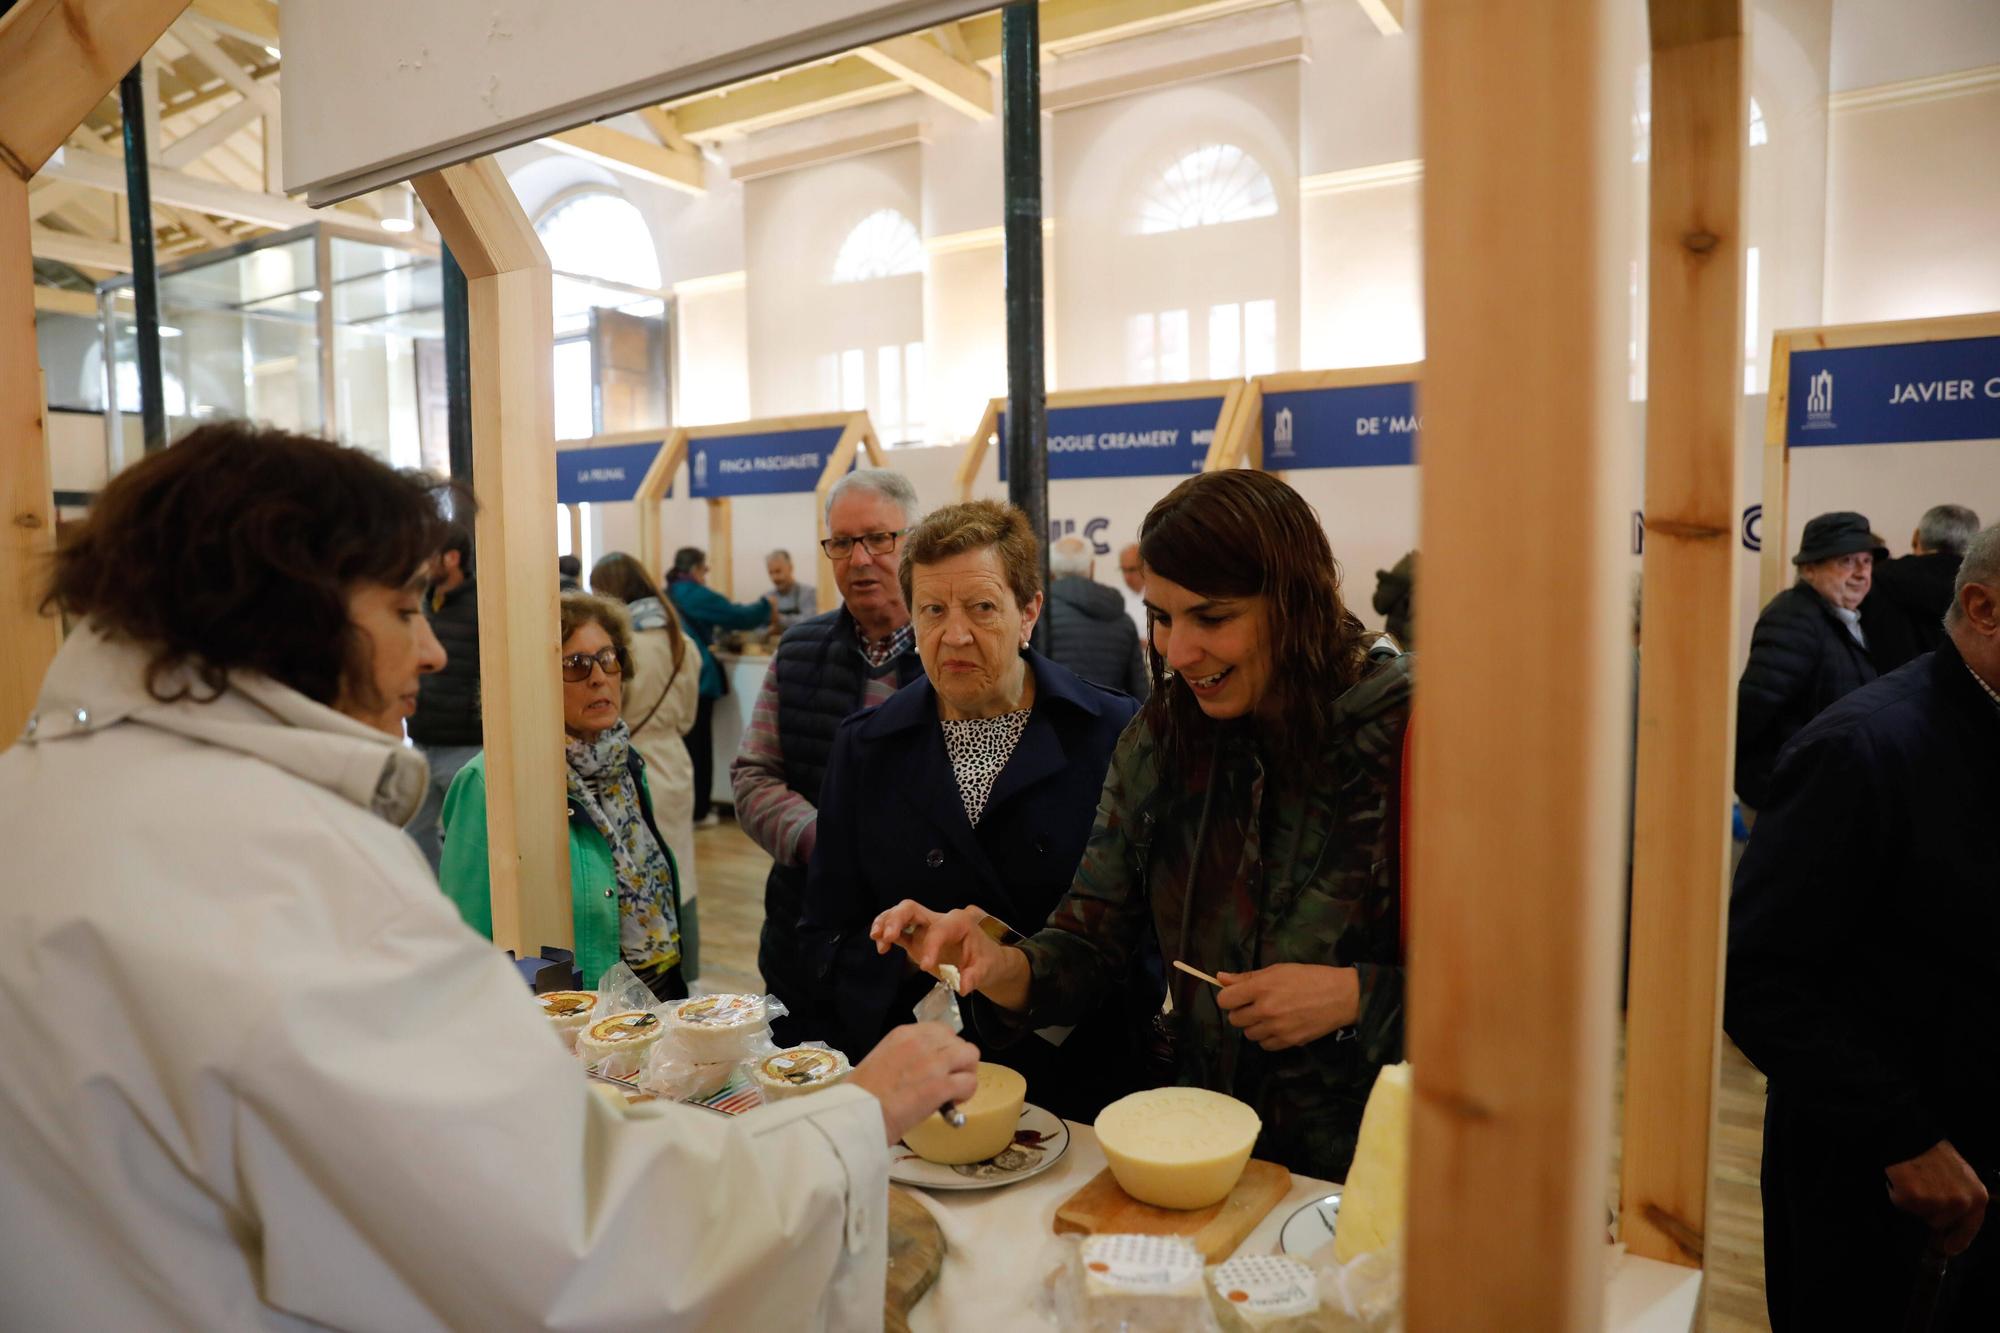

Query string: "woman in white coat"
[590, 551, 705, 975]
[0, 421, 976, 1331]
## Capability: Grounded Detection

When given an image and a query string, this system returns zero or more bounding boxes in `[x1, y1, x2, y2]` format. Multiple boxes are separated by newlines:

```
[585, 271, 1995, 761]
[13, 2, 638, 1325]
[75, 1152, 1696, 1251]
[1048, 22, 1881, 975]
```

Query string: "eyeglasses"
[560, 647, 624, 682]
[819, 529, 907, 561]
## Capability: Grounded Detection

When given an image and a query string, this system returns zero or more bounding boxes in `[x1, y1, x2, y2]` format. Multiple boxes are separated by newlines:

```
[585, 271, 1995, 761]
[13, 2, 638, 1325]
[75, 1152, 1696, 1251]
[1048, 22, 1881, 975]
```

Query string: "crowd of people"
[1, 417, 1993, 1327]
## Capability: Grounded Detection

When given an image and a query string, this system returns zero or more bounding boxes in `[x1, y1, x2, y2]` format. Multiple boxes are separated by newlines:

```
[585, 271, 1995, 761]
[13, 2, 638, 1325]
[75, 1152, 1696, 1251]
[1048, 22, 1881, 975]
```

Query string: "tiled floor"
[690, 813, 1774, 1332]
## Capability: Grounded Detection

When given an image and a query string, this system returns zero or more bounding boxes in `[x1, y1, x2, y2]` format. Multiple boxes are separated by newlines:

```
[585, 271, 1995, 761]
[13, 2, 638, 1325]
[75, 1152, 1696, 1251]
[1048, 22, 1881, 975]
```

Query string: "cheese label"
[539, 992, 595, 1016]
[1210, 1255, 1318, 1316]
[588, 1012, 661, 1043]
[675, 994, 761, 1027]
[1081, 1235, 1203, 1295]
[760, 1049, 841, 1085]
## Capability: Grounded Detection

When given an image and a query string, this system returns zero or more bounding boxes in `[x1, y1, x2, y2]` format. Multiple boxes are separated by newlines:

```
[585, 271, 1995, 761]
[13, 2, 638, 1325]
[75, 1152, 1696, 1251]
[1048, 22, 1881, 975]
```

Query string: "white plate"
[1278, 1189, 1342, 1257]
[888, 1104, 1070, 1191]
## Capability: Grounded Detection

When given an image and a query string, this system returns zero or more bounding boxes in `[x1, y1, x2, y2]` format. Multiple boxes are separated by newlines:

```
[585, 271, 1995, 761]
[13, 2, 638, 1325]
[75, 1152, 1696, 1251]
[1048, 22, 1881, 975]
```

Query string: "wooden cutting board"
[885, 1186, 944, 1333]
[1052, 1160, 1292, 1262]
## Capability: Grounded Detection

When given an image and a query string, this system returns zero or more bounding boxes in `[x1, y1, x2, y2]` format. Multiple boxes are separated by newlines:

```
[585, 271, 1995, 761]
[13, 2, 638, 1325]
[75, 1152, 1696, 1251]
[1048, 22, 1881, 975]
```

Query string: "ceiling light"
[299, 290, 323, 303]
[380, 217, 416, 232]
[264, 45, 281, 59]
[159, 325, 183, 338]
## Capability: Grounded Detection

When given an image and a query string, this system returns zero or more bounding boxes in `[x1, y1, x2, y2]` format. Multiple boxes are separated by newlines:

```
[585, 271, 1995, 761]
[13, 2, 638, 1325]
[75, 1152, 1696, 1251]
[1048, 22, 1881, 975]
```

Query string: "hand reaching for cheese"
[1214, 963, 1360, 1051]
[868, 900, 1030, 1010]
[848, 1022, 981, 1147]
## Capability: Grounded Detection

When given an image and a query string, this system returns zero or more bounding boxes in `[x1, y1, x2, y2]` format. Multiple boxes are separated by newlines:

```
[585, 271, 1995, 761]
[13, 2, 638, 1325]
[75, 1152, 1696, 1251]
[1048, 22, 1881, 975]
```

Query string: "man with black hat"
[1735, 511, 1878, 814]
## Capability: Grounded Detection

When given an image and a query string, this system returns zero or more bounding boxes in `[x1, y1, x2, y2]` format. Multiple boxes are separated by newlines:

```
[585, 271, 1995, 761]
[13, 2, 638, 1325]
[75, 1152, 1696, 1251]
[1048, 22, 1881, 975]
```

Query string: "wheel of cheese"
[1093, 1087, 1261, 1210]
[575, 1010, 666, 1079]
[751, 1046, 850, 1102]
[901, 1061, 1026, 1165]
[664, 992, 768, 1063]
[537, 990, 598, 1050]
[1333, 1061, 1410, 1263]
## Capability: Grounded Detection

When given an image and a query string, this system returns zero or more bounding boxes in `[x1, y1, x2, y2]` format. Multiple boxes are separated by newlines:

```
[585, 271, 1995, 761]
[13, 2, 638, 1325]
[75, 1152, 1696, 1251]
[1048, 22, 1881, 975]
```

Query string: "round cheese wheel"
[575, 1010, 666, 1079]
[664, 992, 768, 1063]
[1093, 1086, 1261, 1210]
[538, 990, 598, 1049]
[751, 1046, 851, 1101]
[901, 1061, 1026, 1165]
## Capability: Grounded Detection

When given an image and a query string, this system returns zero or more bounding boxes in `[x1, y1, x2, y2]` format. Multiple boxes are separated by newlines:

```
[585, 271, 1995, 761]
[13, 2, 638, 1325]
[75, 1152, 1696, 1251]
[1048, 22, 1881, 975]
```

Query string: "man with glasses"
[732, 470, 926, 1042]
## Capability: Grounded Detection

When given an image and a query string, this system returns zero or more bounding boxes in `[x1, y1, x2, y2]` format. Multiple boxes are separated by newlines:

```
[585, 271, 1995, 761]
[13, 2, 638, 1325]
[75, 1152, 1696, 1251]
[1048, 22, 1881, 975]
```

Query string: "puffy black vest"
[409, 577, 482, 747]
[772, 607, 923, 807]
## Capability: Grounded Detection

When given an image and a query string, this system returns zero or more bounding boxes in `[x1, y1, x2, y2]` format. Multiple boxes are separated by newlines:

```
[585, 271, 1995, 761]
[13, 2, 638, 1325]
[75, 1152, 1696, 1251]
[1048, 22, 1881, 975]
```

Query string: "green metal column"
[1002, 1, 1048, 651]
[118, 65, 166, 453]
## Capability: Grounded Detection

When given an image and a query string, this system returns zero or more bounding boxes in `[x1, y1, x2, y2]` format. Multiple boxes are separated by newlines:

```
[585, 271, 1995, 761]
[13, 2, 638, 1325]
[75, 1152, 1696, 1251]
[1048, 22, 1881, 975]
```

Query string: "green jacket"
[992, 651, 1413, 1182]
[438, 751, 682, 987]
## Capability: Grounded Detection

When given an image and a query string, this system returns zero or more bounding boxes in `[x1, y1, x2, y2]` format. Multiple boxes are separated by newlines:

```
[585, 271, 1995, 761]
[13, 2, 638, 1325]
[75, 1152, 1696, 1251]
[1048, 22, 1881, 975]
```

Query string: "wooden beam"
[1760, 336, 1793, 604]
[1, 174, 63, 740]
[1621, 6, 1746, 1273]
[1354, 0, 1406, 35]
[29, 224, 130, 271]
[669, 57, 908, 140]
[170, 16, 280, 116]
[33, 285, 101, 318]
[39, 148, 321, 229]
[856, 34, 995, 121]
[0, 0, 193, 179]
[410, 158, 572, 961]
[158, 95, 261, 170]
[186, 0, 277, 45]
[543, 125, 706, 197]
[1407, 2, 1624, 1329]
[636, 107, 697, 156]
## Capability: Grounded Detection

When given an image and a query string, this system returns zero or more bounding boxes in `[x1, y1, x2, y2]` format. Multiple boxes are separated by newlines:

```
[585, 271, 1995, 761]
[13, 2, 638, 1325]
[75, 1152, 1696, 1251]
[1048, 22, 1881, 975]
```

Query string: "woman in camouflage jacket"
[872, 470, 1410, 1181]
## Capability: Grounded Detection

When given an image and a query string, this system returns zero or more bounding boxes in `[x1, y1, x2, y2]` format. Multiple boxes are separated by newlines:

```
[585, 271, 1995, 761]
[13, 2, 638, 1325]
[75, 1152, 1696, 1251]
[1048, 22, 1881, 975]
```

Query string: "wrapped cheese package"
[750, 1043, 851, 1102]
[576, 1010, 667, 1080]
[1046, 1234, 1218, 1332]
[537, 990, 598, 1051]
[664, 992, 772, 1063]
[1205, 1254, 1355, 1332]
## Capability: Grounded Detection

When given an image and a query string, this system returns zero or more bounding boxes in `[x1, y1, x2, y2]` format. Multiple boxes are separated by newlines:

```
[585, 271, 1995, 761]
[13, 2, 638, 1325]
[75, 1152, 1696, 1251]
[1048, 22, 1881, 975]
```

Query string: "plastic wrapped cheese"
[902, 1061, 1026, 1164]
[1333, 1062, 1411, 1263]
[750, 1045, 850, 1102]
[537, 990, 598, 1050]
[575, 1010, 666, 1079]
[1206, 1254, 1344, 1331]
[1094, 1086, 1262, 1210]
[664, 992, 768, 1063]
[1074, 1234, 1210, 1332]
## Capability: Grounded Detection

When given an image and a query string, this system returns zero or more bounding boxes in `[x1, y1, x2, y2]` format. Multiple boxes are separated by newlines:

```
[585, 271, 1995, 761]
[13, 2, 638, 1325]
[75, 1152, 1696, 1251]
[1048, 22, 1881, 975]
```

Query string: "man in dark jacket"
[406, 522, 481, 872]
[1044, 536, 1148, 698]
[1863, 503, 1980, 674]
[1734, 511, 1879, 812]
[731, 470, 925, 1043]
[1725, 522, 2000, 1332]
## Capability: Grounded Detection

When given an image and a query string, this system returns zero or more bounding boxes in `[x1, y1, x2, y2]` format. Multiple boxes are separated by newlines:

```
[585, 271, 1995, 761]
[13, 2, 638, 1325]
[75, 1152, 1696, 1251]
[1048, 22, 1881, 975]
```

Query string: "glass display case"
[97, 223, 446, 473]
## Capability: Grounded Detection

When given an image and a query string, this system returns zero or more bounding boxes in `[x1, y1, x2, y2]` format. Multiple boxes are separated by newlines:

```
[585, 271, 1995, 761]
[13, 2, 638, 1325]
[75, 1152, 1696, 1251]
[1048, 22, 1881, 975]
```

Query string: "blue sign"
[1788, 335, 2000, 447]
[557, 440, 664, 504]
[687, 427, 846, 498]
[998, 397, 1221, 481]
[1261, 381, 1419, 469]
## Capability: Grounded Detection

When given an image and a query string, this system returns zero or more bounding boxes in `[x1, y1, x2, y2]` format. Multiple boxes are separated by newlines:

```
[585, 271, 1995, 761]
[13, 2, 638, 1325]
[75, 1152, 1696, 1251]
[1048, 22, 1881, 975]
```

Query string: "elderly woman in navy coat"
[803, 500, 1159, 1122]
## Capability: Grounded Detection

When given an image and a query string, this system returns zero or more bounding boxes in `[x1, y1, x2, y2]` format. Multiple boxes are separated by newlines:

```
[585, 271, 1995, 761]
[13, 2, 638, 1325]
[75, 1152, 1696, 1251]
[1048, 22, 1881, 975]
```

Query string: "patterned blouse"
[939, 708, 1032, 826]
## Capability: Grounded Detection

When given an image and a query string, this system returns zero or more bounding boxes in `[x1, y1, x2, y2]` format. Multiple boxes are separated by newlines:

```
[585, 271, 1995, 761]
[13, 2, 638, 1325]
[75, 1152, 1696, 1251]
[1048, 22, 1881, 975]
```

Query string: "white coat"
[623, 615, 704, 909]
[0, 625, 890, 1331]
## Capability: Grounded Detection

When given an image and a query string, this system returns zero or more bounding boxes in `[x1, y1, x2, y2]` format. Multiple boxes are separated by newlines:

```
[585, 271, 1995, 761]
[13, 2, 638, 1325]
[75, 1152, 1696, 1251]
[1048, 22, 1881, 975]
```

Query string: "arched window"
[535, 189, 662, 289]
[831, 209, 924, 283]
[1134, 144, 1277, 234]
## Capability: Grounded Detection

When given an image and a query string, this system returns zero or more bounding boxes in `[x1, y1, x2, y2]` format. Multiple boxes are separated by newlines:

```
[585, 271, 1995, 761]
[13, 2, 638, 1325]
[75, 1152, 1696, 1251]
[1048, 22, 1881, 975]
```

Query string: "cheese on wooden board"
[901, 1061, 1026, 1164]
[1093, 1086, 1262, 1210]
[1333, 1061, 1411, 1263]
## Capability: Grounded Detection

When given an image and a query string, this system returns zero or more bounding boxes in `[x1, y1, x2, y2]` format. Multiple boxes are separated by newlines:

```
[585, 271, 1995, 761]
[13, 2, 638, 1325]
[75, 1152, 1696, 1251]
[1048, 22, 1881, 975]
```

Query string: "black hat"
[1793, 511, 1875, 565]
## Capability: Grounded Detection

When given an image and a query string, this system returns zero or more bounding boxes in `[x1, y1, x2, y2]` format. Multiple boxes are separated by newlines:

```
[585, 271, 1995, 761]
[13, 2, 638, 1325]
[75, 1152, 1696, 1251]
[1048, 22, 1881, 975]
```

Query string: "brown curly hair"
[1138, 469, 1370, 775]
[45, 420, 455, 710]
[898, 499, 1042, 612]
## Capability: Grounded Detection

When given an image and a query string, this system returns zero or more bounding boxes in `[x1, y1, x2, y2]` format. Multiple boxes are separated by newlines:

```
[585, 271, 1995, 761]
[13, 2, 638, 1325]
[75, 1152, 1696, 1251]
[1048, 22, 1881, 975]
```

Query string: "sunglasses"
[560, 647, 625, 682]
[819, 529, 907, 561]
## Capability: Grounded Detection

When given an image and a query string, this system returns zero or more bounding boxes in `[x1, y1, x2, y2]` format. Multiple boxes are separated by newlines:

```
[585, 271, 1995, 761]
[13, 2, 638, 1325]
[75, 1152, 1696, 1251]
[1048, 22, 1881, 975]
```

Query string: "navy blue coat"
[803, 650, 1159, 1121]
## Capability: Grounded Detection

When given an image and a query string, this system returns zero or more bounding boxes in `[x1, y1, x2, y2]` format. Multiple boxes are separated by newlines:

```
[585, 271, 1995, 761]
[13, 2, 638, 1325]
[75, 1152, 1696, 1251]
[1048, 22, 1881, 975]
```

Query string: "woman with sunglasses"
[440, 592, 686, 999]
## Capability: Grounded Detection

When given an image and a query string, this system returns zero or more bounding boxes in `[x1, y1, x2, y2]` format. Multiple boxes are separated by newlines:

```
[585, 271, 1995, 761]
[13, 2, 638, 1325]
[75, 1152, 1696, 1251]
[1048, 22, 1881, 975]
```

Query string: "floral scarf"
[566, 720, 680, 971]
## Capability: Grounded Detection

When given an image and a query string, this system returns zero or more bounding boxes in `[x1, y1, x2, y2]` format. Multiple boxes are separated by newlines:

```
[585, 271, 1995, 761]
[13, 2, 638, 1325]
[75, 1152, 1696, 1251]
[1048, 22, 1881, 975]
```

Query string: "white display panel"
[280, 0, 993, 203]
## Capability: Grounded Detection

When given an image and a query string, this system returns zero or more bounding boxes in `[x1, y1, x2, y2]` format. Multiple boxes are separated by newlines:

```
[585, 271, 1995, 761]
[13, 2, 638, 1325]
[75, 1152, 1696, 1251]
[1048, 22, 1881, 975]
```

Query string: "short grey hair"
[1918, 504, 1981, 557]
[824, 468, 919, 528]
[766, 549, 791, 563]
[1049, 535, 1093, 579]
[1945, 522, 2000, 627]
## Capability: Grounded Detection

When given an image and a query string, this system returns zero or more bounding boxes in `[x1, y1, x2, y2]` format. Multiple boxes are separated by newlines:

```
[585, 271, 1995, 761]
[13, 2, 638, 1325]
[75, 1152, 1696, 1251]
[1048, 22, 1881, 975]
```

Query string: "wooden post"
[1622, 0, 1746, 1272]
[0, 0, 194, 739]
[411, 158, 572, 958]
[1759, 334, 1793, 605]
[1407, 2, 1626, 1329]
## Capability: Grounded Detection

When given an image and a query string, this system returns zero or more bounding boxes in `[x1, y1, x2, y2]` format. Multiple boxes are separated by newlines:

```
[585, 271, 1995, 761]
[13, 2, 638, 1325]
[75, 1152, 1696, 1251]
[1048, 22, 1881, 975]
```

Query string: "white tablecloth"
[901, 1121, 1702, 1332]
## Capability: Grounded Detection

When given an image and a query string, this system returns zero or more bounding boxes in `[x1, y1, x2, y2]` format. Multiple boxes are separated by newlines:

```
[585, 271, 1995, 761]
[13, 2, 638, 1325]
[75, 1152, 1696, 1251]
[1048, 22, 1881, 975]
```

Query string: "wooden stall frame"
[1760, 310, 2000, 604]
[1621, 0, 1747, 1276]
[1406, 1, 1627, 1328]
[952, 378, 1254, 500]
[411, 158, 573, 959]
[1, 0, 193, 741]
[1237, 363, 1427, 475]
[632, 412, 884, 614]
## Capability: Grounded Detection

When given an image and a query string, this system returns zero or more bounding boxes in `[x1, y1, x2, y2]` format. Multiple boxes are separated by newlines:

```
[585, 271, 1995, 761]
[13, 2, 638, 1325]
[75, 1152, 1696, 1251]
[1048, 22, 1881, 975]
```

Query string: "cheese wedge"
[1333, 1061, 1411, 1263]
[902, 1061, 1026, 1164]
[1093, 1086, 1261, 1210]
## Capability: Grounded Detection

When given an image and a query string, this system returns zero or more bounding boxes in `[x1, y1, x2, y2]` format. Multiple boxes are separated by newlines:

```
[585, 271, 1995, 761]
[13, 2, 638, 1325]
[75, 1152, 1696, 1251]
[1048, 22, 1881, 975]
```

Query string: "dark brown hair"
[45, 420, 453, 709]
[898, 499, 1042, 611]
[559, 591, 635, 678]
[589, 550, 686, 674]
[1138, 469, 1370, 775]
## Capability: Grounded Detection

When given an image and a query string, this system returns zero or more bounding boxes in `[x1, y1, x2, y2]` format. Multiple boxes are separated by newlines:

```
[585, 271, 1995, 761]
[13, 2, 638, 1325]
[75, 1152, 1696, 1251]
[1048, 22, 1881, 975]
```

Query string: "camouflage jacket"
[990, 650, 1412, 1182]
